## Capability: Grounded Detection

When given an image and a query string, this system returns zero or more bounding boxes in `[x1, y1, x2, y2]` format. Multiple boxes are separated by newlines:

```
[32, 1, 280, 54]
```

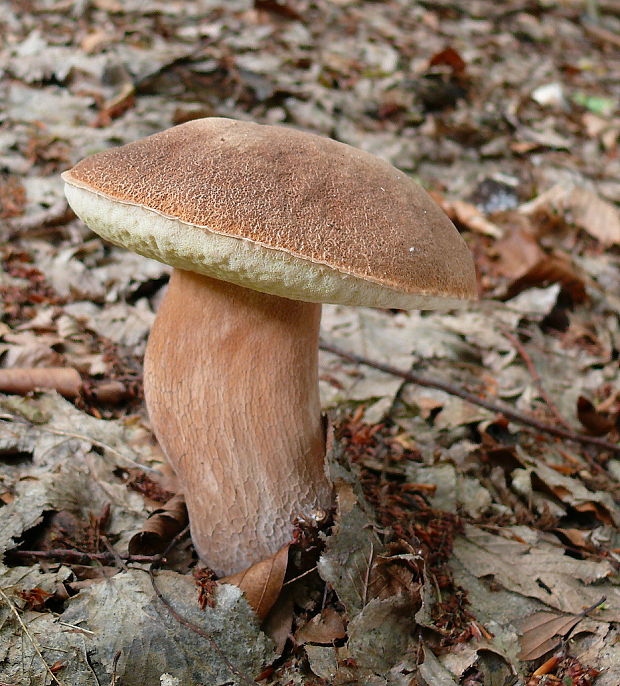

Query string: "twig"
[110, 650, 121, 686]
[146, 527, 259, 686]
[11, 549, 158, 564]
[101, 537, 130, 572]
[320, 341, 620, 456]
[0, 587, 67, 686]
[282, 565, 318, 587]
[501, 330, 572, 431]
[362, 542, 374, 609]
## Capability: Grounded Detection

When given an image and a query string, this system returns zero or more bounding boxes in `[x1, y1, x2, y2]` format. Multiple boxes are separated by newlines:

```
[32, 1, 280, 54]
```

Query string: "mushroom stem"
[144, 269, 332, 576]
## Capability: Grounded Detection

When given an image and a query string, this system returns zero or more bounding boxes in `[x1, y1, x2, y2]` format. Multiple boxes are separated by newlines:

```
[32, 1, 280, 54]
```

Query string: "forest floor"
[1, 1, 620, 685]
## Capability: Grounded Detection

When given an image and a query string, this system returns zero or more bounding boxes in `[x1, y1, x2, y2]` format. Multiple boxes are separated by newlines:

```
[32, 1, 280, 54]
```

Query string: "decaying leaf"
[317, 495, 382, 618]
[305, 645, 339, 682]
[453, 525, 620, 619]
[418, 645, 459, 686]
[223, 544, 289, 621]
[526, 458, 620, 527]
[572, 624, 620, 686]
[0, 569, 275, 686]
[346, 595, 415, 675]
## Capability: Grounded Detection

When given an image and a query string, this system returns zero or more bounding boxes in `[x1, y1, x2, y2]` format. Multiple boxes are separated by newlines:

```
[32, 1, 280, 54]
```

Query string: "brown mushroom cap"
[62, 117, 476, 308]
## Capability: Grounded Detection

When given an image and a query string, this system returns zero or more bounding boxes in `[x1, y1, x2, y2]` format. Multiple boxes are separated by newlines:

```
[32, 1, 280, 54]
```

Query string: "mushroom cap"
[63, 117, 476, 309]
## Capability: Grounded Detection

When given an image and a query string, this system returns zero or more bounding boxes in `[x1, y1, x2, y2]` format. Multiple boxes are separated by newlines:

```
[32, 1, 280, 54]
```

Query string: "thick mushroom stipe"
[144, 268, 331, 576]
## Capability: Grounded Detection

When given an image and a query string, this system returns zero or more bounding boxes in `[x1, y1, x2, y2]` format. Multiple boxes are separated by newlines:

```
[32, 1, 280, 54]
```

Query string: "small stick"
[501, 330, 572, 431]
[11, 549, 157, 564]
[101, 536, 130, 572]
[282, 565, 318, 587]
[362, 542, 374, 609]
[320, 341, 620, 456]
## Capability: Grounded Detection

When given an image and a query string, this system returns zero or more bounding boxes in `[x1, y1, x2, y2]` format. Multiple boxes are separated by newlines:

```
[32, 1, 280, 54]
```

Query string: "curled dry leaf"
[222, 543, 289, 621]
[128, 493, 188, 555]
[577, 396, 615, 436]
[433, 195, 504, 238]
[0, 367, 82, 398]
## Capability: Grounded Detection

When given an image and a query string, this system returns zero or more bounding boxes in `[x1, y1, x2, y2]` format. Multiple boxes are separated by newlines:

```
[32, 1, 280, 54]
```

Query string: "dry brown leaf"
[521, 184, 620, 246]
[295, 607, 347, 645]
[0, 367, 82, 398]
[128, 493, 188, 555]
[223, 544, 289, 621]
[517, 611, 581, 661]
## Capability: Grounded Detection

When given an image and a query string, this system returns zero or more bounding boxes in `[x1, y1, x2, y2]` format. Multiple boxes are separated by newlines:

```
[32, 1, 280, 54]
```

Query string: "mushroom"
[62, 117, 477, 576]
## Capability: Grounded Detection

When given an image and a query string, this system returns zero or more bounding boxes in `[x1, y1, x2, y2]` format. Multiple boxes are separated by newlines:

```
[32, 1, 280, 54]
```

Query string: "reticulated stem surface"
[144, 269, 332, 576]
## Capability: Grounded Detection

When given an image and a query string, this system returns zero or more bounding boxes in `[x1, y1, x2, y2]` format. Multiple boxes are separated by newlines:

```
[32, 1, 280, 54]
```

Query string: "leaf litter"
[2, 0, 620, 684]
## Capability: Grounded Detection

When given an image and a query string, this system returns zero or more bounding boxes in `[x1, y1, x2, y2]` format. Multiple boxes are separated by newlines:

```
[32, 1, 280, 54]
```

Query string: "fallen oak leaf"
[222, 544, 289, 621]
[492, 224, 543, 280]
[128, 493, 188, 555]
[550, 528, 594, 553]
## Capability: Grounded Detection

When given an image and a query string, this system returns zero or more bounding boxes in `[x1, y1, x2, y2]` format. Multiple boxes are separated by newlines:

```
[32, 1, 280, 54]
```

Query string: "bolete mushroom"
[62, 117, 477, 576]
